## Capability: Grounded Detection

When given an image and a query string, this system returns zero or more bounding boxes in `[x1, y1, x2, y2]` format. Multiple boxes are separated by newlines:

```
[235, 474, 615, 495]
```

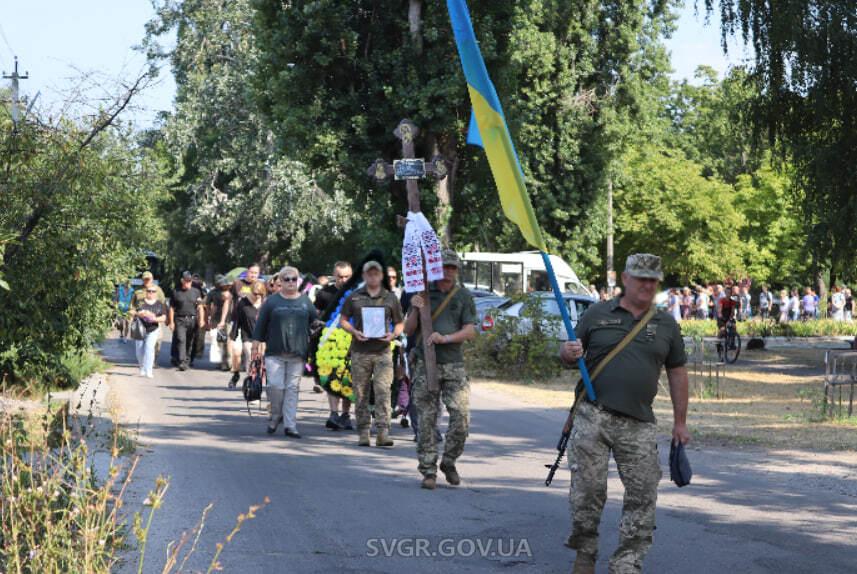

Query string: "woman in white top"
[831, 286, 846, 321]
[778, 289, 790, 323]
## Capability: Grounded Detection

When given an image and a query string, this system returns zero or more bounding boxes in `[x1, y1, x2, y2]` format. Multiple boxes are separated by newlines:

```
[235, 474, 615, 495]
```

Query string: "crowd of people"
[114, 250, 478, 490]
[594, 282, 855, 324]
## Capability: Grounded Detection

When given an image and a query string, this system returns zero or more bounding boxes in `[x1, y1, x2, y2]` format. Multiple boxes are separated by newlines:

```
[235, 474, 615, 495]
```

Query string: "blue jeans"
[136, 329, 159, 376]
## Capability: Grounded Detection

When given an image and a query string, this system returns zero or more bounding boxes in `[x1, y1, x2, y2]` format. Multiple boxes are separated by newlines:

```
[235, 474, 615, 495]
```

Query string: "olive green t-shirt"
[340, 286, 404, 354]
[131, 285, 165, 308]
[575, 298, 687, 423]
[412, 283, 477, 364]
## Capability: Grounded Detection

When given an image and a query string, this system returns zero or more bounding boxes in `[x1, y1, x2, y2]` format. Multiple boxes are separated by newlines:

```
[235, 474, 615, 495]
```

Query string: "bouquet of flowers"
[316, 327, 355, 402]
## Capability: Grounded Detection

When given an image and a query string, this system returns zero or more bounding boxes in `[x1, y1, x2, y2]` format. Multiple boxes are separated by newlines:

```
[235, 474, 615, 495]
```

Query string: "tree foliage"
[704, 0, 857, 280]
[614, 66, 810, 286]
[0, 107, 166, 387]
[250, 0, 678, 278]
[143, 0, 352, 273]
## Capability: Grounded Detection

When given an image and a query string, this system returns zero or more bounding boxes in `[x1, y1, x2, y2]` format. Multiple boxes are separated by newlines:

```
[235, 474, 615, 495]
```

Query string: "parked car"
[474, 295, 510, 332]
[480, 291, 596, 340]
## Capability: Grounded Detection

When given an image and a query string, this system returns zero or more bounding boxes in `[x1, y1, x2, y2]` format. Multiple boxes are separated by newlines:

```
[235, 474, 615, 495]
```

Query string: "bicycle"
[717, 316, 741, 364]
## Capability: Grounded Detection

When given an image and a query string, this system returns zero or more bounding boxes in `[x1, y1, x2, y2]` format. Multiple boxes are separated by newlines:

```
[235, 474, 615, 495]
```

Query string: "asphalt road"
[100, 335, 857, 573]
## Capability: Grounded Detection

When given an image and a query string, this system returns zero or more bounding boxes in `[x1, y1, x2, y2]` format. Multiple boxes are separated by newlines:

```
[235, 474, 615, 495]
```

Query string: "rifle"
[545, 394, 581, 486]
[543, 305, 656, 487]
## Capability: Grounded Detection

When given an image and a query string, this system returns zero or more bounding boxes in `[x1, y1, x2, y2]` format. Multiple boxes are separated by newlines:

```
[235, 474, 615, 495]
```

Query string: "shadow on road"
[99, 336, 857, 574]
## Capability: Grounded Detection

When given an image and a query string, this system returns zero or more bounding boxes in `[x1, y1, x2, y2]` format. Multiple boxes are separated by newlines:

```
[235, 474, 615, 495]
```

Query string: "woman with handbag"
[130, 286, 167, 378]
[252, 266, 318, 438]
[228, 281, 267, 388]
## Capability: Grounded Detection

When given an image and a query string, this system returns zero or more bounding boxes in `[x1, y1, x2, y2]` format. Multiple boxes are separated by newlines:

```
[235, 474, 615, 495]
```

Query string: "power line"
[0, 23, 15, 60]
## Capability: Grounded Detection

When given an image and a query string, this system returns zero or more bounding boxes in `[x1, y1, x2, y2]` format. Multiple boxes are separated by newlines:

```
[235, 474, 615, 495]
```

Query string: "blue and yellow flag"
[448, 0, 597, 402]
[447, 0, 547, 253]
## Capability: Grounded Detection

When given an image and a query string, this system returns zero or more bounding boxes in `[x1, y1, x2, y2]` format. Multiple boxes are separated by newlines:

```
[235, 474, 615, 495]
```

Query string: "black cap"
[181, 271, 193, 281]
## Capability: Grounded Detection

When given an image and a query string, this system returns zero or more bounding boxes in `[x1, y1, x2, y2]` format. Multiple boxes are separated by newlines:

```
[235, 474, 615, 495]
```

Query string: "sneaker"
[267, 416, 283, 435]
[421, 476, 437, 490]
[325, 414, 343, 431]
[178, 364, 187, 372]
[284, 428, 302, 439]
[139, 369, 146, 376]
[338, 413, 354, 430]
[439, 461, 460, 486]
[228, 372, 240, 389]
[145, 373, 154, 379]
[312, 384, 324, 394]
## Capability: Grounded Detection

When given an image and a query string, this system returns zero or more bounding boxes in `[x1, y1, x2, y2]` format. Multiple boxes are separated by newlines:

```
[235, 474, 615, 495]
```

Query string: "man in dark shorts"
[206, 274, 233, 371]
[169, 271, 204, 371]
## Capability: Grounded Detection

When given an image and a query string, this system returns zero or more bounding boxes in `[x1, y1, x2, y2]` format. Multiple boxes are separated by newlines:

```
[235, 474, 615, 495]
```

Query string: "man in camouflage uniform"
[560, 254, 690, 574]
[340, 260, 404, 447]
[404, 249, 477, 490]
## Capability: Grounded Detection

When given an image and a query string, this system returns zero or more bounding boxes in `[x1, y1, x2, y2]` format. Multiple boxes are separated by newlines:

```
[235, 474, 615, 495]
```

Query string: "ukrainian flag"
[447, 0, 547, 252]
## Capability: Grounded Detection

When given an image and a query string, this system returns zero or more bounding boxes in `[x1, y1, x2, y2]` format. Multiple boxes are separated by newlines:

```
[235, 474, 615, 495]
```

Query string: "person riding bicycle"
[717, 285, 740, 354]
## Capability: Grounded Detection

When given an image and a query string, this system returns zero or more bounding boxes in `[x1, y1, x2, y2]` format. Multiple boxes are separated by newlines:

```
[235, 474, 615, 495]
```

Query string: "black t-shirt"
[207, 289, 228, 322]
[137, 300, 166, 333]
[172, 286, 203, 317]
[232, 297, 261, 341]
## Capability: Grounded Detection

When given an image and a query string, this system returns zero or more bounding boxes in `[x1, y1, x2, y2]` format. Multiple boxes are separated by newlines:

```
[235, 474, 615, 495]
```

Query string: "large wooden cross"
[368, 119, 448, 391]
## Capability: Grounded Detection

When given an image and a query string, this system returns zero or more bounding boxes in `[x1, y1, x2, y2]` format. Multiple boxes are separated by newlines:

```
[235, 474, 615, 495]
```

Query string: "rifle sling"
[567, 305, 658, 423]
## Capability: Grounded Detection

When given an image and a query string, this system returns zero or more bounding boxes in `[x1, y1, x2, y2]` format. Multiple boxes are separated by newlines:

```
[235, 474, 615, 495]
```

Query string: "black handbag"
[242, 358, 265, 403]
[216, 328, 229, 343]
[129, 318, 148, 341]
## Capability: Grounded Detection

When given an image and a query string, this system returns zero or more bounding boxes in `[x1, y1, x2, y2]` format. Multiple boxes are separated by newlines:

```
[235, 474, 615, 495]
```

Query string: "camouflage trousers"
[567, 401, 661, 574]
[351, 351, 394, 431]
[412, 359, 470, 477]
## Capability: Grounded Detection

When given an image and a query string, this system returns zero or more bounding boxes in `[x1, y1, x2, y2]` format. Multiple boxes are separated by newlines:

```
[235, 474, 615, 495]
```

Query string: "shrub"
[466, 296, 563, 381]
[0, 409, 265, 573]
[679, 318, 857, 338]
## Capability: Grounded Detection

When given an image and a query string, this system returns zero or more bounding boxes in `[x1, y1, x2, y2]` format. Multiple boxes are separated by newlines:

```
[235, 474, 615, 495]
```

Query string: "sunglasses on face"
[146, 289, 157, 293]
[282, 276, 299, 283]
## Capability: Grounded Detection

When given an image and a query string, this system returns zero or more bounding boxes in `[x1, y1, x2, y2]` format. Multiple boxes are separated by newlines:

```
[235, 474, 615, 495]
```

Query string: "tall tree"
[704, 1, 857, 283]
[143, 0, 351, 273]
[251, 0, 679, 280]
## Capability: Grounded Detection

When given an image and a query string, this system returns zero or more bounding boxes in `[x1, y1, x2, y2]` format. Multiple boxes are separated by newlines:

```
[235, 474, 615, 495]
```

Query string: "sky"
[0, 1, 752, 129]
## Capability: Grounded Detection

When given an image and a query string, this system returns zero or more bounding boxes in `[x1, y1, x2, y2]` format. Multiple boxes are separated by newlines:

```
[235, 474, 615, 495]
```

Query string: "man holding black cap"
[169, 271, 204, 371]
[559, 253, 689, 574]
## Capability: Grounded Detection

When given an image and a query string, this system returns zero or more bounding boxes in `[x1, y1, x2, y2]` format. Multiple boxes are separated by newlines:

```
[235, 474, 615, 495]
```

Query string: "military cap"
[441, 248, 461, 268]
[624, 253, 663, 281]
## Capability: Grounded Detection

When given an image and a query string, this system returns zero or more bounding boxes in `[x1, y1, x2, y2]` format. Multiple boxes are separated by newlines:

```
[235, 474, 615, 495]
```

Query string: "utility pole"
[3, 56, 29, 127]
[606, 177, 615, 290]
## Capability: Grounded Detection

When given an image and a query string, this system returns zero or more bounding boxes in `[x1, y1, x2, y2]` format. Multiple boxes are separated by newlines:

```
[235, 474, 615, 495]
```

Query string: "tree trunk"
[817, 269, 828, 318]
[431, 138, 457, 245]
[408, 0, 423, 54]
